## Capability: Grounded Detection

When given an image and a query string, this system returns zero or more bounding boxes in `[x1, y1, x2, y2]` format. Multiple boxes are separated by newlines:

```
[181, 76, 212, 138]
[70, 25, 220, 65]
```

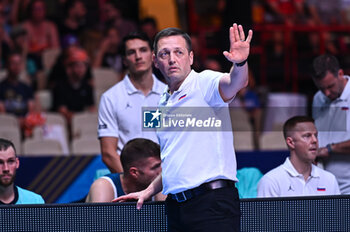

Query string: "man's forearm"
[102, 150, 123, 173]
[329, 140, 350, 155]
[145, 174, 163, 199]
[219, 63, 249, 102]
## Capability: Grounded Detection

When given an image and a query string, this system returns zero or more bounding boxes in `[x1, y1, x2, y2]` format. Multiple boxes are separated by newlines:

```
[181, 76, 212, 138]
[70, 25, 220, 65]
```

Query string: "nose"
[323, 89, 331, 98]
[135, 50, 142, 60]
[2, 162, 9, 171]
[168, 52, 176, 65]
[312, 134, 318, 143]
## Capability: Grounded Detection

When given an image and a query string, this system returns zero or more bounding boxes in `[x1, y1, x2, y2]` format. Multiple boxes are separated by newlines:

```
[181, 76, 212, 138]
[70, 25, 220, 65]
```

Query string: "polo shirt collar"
[173, 69, 196, 94]
[124, 74, 163, 95]
[283, 157, 319, 178]
[339, 75, 350, 101]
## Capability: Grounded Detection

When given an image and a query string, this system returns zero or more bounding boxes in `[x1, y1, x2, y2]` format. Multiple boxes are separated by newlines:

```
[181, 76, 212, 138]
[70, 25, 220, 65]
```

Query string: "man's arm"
[86, 178, 115, 202]
[219, 24, 253, 102]
[100, 137, 123, 173]
[113, 174, 163, 210]
[318, 140, 350, 158]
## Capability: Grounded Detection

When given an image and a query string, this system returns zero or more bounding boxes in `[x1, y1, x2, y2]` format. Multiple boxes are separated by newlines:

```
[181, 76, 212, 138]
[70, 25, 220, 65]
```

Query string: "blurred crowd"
[0, 0, 163, 141]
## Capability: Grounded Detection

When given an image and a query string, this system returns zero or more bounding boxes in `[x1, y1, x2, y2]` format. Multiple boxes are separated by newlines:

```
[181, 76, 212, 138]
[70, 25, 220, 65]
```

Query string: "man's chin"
[0, 177, 14, 187]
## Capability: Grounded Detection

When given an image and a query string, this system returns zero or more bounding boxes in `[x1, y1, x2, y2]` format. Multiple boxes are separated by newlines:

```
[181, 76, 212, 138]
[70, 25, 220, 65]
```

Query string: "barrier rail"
[1, 195, 349, 231]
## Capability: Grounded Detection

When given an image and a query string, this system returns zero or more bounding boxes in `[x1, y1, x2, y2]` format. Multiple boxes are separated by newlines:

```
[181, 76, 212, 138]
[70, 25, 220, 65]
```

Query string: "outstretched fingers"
[246, 29, 253, 43]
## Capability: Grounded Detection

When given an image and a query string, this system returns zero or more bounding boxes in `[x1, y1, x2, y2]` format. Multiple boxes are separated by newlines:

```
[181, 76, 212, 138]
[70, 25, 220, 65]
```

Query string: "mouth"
[1, 174, 12, 179]
[168, 67, 178, 72]
[309, 148, 317, 152]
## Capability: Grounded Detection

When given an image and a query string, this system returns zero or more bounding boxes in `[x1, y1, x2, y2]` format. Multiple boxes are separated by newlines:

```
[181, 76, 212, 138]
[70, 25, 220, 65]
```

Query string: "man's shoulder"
[16, 186, 45, 204]
[261, 164, 286, 181]
[313, 164, 337, 179]
[312, 90, 326, 106]
[102, 79, 127, 98]
[198, 69, 225, 78]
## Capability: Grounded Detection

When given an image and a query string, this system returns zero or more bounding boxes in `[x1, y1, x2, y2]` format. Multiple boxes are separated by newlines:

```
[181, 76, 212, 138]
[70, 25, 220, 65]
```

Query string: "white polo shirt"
[312, 76, 350, 194]
[98, 74, 166, 153]
[157, 70, 238, 195]
[257, 158, 340, 197]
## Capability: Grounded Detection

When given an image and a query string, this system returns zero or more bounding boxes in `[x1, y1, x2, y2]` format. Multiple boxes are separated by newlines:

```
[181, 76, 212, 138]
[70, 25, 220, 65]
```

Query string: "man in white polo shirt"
[98, 32, 166, 173]
[116, 24, 253, 231]
[257, 116, 340, 197]
[311, 54, 350, 194]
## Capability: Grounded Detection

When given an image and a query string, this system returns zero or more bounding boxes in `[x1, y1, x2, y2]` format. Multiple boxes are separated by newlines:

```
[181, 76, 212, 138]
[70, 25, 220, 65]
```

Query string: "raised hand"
[223, 23, 253, 64]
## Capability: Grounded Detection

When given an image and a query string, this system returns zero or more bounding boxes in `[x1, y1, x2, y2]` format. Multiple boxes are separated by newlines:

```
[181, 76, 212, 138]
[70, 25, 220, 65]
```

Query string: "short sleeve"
[97, 93, 119, 139]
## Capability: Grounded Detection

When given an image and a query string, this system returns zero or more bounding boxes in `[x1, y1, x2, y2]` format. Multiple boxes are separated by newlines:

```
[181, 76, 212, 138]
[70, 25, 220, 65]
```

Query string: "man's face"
[154, 35, 193, 88]
[31, 1, 46, 22]
[135, 157, 161, 189]
[7, 55, 23, 77]
[314, 71, 344, 101]
[65, 61, 87, 81]
[289, 122, 318, 163]
[0, 147, 19, 187]
[124, 39, 153, 75]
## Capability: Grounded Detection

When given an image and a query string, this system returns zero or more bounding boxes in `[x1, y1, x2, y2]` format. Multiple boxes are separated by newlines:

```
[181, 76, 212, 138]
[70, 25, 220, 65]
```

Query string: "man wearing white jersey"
[116, 24, 253, 231]
[257, 116, 340, 197]
[98, 32, 166, 173]
[311, 54, 350, 194]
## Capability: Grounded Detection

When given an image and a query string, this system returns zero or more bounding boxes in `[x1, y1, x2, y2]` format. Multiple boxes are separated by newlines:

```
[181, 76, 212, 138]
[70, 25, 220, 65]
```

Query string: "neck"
[289, 154, 312, 181]
[0, 184, 15, 204]
[129, 69, 153, 96]
[168, 70, 191, 94]
[7, 75, 19, 84]
[121, 174, 143, 194]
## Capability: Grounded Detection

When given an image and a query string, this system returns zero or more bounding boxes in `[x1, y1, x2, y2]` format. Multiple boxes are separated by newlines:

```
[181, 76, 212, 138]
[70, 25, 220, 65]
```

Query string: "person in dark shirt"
[52, 47, 95, 125]
[0, 52, 34, 117]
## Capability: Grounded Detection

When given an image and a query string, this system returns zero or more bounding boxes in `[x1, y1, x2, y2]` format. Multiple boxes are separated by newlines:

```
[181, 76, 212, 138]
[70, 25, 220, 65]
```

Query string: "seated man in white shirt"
[257, 116, 340, 197]
[86, 138, 164, 202]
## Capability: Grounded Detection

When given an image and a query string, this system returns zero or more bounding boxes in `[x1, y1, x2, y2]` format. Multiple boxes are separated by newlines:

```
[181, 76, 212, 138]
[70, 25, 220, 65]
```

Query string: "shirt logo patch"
[341, 107, 349, 111]
[98, 123, 107, 129]
[288, 185, 294, 191]
[178, 94, 187, 101]
[125, 102, 132, 109]
[317, 187, 326, 191]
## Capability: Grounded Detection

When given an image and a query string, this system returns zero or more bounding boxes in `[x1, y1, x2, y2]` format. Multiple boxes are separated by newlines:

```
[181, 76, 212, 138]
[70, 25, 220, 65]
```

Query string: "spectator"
[257, 116, 340, 197]
[57, 0, 87, 48]
[22, 0, 60, 90]
[98, 31, 166, 173]
[311, 54, 350, 194]
[10, 25, 28, 64]
[99, 1, 137, 39]
[52, 47, 95, 127]
[0, 138, 45, 204]
[93, 26, 123, 74]
[0, 52, 34, 118]
[0, 24, 11, 69]
[86, 138, 164, 202]
[306, 0, 344, 54]
[140, 17, 158, 43]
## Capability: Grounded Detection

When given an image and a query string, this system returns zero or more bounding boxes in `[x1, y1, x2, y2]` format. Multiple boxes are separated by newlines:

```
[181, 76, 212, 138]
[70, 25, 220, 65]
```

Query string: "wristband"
[235, 59, 247, 67]
[326, 143, 333, 154]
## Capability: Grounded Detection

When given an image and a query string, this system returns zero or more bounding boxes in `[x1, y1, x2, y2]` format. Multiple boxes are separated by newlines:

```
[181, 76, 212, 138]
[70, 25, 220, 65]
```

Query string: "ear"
[122, 57, 128, 68]
[189, 51, 194, 66]
[16, 157, 20, 169]
[128, 167, 138, 178]
[286, 137, 295, 150]
[153, 53, 158, 68]
[338, 69, 344, 77]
